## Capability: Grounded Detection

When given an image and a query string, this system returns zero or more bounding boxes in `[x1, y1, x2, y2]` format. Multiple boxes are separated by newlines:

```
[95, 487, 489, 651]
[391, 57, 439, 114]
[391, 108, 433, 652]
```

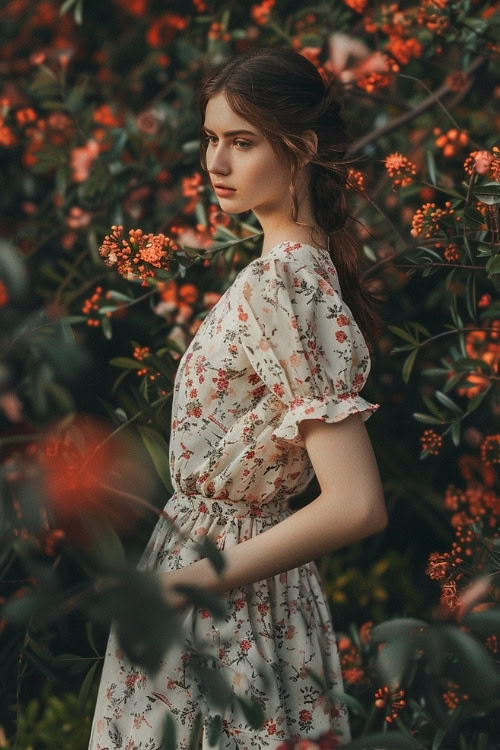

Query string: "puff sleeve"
[236, 257, 380, 448]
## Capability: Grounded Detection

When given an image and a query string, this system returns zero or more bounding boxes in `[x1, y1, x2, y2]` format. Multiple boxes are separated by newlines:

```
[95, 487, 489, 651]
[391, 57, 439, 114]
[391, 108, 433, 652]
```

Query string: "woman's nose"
[207, 144, 230, 175]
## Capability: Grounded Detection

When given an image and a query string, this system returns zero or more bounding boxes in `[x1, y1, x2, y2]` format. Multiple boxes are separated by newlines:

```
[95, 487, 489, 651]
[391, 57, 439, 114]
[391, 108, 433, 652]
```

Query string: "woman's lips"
[214, 186, 236, 196]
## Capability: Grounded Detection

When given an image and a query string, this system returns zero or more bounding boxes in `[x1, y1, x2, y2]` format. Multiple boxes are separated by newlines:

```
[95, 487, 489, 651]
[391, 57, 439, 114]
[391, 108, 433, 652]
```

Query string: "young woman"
[88, 45, 387, 750]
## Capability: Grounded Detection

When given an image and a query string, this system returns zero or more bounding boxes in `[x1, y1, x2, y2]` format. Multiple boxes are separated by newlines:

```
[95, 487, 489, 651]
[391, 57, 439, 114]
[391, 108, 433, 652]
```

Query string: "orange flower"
[37, 414, 155, 545]
[146, 13, 188, 48]
[98, 225, 179, 285]
[384, 152, 417, 188]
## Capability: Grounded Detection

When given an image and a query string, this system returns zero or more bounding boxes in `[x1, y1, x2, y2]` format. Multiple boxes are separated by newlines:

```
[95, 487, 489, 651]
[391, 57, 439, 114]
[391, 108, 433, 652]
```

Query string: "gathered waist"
[167, 490, 290, 521]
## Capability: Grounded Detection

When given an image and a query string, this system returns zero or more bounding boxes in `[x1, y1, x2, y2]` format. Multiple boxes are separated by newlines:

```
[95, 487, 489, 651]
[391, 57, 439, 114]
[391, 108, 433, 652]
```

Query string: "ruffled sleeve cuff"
[271, 394, 380, 447]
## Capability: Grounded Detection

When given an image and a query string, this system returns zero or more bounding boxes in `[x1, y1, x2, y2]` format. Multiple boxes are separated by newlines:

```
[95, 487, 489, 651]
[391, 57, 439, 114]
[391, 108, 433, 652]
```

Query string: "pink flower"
[136, 109, 160, 135]
[66, 206, 93, 228]
[70, 139, 100, 182]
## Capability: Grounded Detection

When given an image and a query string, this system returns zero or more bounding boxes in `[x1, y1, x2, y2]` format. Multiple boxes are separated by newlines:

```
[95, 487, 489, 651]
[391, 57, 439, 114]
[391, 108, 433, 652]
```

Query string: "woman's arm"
[161, 413, 387, 606]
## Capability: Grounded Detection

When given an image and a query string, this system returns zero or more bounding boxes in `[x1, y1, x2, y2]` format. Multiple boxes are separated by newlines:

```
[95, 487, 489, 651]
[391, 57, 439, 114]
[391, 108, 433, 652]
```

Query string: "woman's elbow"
[364, 496, 389, 534]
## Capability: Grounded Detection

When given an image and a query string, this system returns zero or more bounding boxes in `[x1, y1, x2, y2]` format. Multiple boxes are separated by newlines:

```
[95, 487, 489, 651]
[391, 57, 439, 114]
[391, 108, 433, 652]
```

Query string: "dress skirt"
[87, 491, 352, 750]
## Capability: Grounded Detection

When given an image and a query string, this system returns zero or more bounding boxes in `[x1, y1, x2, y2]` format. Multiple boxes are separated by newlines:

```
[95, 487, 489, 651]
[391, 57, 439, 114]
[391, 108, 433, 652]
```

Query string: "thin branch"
[348, 56, 486, 156]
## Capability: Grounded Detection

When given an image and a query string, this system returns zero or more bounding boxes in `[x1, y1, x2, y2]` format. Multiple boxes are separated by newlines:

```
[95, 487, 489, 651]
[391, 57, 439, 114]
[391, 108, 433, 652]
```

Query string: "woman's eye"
[203, 135, 251, 150]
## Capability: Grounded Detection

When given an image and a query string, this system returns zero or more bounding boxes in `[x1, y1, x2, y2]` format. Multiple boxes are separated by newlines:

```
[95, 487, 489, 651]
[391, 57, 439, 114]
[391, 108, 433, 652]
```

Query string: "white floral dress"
[87, 240, 380, 750]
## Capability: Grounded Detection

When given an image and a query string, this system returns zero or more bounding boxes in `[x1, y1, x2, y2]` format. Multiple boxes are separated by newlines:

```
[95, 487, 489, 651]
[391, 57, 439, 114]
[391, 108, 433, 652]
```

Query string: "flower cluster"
[433, 127, 468, 157]
[384, 152, 417, 188]
[420, 428, 443, 456]
[98, 225, 179, 285]
[480, 434, 500, 466]
[251, 0, 275, 25]
[410, 200, 456, 239]
[374, 685, 407, 723]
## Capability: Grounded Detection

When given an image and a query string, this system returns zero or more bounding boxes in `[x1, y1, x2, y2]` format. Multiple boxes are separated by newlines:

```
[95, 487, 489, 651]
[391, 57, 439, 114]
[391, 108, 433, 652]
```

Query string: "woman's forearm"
[162, 490, 387, 601]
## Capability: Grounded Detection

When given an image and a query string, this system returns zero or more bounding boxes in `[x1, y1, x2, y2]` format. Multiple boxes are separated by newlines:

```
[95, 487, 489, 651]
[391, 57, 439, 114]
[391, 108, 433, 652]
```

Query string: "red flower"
[37, 414, 154, 545]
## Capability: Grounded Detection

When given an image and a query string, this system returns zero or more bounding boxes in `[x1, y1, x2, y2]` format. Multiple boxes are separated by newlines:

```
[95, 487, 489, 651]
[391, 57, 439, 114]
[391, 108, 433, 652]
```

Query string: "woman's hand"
[94, 572, 190, 611]
[159, 570, 190, 610]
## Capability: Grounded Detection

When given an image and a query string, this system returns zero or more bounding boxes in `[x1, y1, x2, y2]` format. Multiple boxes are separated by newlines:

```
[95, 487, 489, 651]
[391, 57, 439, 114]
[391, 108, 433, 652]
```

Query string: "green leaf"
[426, 150, 437, 185]
[172, 583, 228, 619]
[199, 535, 227, 576]
[453, 357, 492, 374]
[486, 254, 500, 275]
[471, 181, 500, 205]
[59, 0, 78, 14]
[105, 290, 134, 302]
[442, 373, 464, 392]
[465, 271, 477, 322]
[187, 711, 204, 750]
[412, 413, 444, 425]
[207, 714, 222, 747]
[78, 662, 98, 714]
[432, 727, 448, 750]
[86, 621, 100, 657]
[402, 347, 419, 383]
[462, 607, 500, 637]
[363, 244, 377, 261]
[434, 390, 464, 415]
[327, 688, 367, 717]
[421, 392, 448, 418]
[234, 695, 265, 730]
[162, 712, 178, 750]
[109, 357, 144, 369]
[441, 624, 498, 701]
[136, 425, 173, 493]
[101, 316, 113, 340]
[387, 325, 418, 345]
[410, 321, 432, 337]
[371, 617, 428, 644]
[79, 515, 127, 572]
[451, 418, 461, 447]
[466, 384, 492, 413]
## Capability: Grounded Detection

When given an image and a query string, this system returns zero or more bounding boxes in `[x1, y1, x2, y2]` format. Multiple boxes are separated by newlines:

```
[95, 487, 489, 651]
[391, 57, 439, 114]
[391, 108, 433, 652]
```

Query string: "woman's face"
[203, 93, 293, 219]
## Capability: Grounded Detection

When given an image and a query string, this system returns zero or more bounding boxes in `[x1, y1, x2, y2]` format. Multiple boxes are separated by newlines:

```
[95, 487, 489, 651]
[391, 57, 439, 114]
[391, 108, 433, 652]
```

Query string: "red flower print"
[234, 598, 245, 610]
[335, 330, 347, 343]
[353, 372, 365, 388]
[258, 602, 269, 615]
[299, 709, 312, 724]
[273, 383, 285, 397]
[125, 673, 140, 689]
[285, 625, 296, 639]
[237, 304, 248, 322]
[337, 313, 351, 326]
[265, 719, 277, 735]
[240, 640, 251, 652]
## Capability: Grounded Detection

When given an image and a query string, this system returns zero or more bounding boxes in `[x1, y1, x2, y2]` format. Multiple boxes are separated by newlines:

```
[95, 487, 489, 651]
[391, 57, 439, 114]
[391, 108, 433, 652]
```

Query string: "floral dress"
[87, 240, 380, 750]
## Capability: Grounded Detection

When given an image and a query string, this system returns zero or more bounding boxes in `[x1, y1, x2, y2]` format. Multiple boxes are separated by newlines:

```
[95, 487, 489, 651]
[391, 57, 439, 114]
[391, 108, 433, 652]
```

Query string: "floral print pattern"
[87, 241, 379, 749]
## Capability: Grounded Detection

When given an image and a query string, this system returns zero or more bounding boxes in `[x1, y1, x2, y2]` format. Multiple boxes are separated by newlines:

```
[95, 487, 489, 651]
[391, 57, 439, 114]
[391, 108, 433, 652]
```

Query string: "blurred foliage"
[0, 0, 499, 748]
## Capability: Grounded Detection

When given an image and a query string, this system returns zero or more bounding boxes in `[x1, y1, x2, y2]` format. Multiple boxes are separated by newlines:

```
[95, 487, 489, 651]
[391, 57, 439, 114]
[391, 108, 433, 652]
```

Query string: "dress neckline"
[257, 240, 331, 263]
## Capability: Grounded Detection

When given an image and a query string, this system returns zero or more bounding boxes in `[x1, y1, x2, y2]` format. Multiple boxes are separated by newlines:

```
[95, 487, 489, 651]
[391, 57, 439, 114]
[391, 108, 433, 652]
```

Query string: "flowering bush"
[0, 0, 499, 748]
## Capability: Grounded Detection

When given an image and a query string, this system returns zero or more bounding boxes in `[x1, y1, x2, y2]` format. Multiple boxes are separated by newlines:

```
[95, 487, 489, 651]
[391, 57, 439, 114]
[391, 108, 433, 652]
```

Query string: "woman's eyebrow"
[202, 126, 257, 137]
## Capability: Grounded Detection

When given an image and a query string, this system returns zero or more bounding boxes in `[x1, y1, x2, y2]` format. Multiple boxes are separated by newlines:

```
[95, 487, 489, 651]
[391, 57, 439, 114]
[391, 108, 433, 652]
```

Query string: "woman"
[88, 45, 387, 750]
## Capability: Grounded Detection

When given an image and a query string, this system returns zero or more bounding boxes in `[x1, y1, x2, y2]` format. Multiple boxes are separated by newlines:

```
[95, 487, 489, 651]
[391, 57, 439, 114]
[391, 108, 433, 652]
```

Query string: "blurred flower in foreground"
[36, 413, 157, 545]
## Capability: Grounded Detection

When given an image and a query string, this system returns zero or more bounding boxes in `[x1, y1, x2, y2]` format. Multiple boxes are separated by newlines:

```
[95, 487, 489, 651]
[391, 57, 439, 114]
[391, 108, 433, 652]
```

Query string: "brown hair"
[198, 45, 383, 352]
